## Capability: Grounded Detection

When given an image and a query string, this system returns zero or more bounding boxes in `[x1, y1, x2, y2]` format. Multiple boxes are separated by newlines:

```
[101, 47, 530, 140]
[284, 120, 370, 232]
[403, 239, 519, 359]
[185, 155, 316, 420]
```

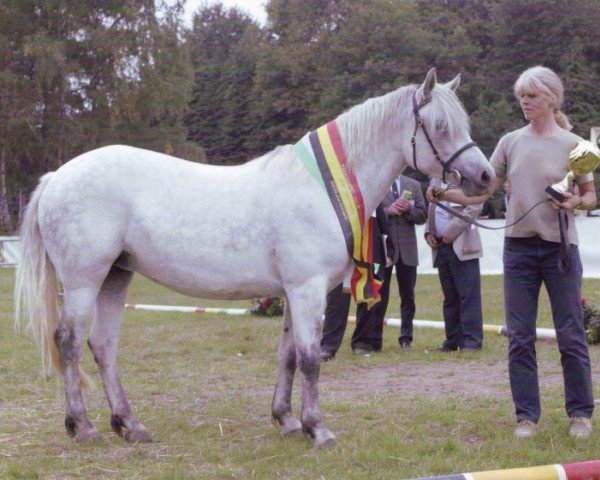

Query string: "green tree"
[416, 0, 600, 155]
[246, 0, 351, 153]
[484, 0, 600, 137]
[185, 4, 262, 164]
[0, 0, 200, 232]
[316, 0, 430, 123]
[0, 0, 41, 232]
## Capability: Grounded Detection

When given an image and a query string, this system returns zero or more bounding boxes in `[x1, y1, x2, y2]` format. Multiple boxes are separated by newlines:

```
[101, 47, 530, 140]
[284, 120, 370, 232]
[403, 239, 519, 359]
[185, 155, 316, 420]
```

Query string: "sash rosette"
[294, 121, 383, 307]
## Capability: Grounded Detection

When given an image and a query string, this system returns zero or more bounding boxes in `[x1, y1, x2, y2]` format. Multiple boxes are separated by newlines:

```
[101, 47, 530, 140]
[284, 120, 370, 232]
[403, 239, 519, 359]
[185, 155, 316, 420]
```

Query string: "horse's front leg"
[56, 289, 101, 442]
[272, 302, 302, 436]
[287, 285, 336, 448]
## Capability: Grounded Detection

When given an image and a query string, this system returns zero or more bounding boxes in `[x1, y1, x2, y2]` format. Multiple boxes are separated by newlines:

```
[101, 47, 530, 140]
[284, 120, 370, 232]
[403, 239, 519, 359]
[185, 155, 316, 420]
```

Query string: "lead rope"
[557, 210, 571, 273]
[434, 198, 572, 273]
[433, 198, 551, 230]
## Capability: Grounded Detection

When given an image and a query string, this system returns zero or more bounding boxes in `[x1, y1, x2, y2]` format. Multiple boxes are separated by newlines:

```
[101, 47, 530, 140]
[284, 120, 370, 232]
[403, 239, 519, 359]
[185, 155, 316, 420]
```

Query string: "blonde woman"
[427, 66, 596, 439]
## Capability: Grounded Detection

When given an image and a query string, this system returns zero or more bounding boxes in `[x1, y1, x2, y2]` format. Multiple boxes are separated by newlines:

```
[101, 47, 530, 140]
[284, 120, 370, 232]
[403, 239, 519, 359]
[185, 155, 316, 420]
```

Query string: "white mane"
[335, 83, 471, 171]
[423, 84, 472, 139]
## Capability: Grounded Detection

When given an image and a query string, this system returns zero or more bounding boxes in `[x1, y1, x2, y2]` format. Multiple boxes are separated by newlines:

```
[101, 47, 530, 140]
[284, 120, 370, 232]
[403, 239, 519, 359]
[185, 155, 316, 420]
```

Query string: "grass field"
[1, 268, 600, 479]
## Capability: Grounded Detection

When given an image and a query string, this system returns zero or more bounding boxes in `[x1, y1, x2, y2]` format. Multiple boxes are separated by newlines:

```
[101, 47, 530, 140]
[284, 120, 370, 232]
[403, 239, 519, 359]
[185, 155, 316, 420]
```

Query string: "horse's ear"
[419, 67, 437, 101]
[446, 73, 461, 92]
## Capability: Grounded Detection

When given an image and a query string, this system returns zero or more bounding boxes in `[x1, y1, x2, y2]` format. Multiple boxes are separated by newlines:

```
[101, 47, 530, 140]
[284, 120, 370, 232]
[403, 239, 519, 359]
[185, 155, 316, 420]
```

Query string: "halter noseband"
[411, 92, 477, 188]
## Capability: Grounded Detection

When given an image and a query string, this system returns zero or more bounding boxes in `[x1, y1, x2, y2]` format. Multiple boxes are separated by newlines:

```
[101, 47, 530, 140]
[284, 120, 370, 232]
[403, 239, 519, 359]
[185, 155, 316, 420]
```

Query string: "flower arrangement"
[582, 297, 600, 344]
[250, 297, 285, 317]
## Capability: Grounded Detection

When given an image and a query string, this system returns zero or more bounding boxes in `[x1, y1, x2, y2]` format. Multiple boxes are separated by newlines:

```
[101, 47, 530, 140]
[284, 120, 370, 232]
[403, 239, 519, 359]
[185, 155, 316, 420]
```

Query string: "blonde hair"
[514, 66, 572, 130]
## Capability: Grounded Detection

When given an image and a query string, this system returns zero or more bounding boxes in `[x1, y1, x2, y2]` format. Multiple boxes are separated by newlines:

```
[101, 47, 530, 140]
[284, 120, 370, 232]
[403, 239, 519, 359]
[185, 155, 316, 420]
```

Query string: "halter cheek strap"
[411, 92, 477, 186]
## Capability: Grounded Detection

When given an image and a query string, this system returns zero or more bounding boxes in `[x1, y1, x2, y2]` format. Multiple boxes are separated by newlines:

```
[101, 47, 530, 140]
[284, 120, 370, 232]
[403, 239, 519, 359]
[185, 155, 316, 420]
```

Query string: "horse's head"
[407, 68, 495, 196]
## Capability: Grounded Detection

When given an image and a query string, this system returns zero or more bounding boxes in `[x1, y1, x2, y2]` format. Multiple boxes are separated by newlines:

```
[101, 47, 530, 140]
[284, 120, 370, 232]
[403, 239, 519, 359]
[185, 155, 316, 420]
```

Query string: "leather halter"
[411, 92, 477, 187]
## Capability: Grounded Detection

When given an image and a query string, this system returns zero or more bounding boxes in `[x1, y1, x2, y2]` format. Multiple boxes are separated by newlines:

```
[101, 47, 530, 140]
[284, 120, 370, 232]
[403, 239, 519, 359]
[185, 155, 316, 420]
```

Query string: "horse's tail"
[14, 173, 93, 389]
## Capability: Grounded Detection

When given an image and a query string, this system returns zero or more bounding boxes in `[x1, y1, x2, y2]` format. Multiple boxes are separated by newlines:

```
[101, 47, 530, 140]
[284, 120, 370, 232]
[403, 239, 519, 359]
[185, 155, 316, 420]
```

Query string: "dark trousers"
[320, 284, 351, 355]
[436, 244, 483, 349]
[321, 282, 387, 354]
[503, 236, 594, 422]
[366, 259, 417, 343]
[351, 300, 385, 351]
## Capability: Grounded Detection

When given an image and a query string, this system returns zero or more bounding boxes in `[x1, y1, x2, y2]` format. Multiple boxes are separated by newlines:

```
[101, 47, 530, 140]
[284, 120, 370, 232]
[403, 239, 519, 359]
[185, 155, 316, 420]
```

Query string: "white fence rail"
[0, 236, 20, 268]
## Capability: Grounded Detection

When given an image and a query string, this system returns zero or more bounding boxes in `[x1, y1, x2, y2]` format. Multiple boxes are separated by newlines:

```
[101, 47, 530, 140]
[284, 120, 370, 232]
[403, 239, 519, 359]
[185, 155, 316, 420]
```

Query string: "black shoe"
[461, 346, 481, 352]
[398, 340, 412, 351]
[352, 347, 373, 356]
[320, 350, 336, 362]
[437, 342, 459, 352]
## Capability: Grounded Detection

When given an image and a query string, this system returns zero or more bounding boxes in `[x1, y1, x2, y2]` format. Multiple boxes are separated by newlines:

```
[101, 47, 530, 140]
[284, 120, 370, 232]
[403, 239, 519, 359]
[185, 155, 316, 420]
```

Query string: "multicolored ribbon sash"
[294, 121, 383, 307]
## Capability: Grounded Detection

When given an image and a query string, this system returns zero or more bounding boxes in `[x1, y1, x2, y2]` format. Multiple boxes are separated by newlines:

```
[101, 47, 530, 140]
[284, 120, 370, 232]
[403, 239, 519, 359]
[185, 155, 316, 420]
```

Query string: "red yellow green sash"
[294, 121, 383, 307]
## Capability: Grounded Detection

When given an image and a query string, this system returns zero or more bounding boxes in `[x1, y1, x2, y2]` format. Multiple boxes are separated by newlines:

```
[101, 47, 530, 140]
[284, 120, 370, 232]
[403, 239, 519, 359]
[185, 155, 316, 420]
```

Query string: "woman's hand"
[426, 185, 443, 203]
[551, 191, 582, 210]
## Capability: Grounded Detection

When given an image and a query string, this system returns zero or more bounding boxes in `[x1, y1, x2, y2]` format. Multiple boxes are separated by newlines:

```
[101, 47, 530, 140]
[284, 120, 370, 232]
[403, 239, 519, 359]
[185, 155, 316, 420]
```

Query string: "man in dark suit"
[320, 205, 389, 359]
[377, 174, 427, 350]
[320, 175, 426, 358]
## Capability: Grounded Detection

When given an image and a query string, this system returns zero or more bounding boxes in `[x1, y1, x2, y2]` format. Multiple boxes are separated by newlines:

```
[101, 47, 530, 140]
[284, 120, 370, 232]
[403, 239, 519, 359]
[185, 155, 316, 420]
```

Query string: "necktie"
[392, 179, 399, 199]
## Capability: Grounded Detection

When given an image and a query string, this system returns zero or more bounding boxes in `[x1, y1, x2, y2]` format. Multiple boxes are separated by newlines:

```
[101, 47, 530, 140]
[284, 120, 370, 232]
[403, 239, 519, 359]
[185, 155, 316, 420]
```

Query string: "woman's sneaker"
[514, 419, 538, 438]
[569, 417, 592, 439]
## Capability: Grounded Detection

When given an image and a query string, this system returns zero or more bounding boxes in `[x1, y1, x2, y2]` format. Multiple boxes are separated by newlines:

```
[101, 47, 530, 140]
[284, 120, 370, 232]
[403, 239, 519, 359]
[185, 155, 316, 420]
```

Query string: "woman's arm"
[426, 176, 503, 206]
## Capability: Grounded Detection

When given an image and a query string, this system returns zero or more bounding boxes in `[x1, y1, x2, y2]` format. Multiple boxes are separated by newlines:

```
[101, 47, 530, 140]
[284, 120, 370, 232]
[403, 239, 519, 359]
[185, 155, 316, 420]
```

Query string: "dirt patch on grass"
[320, 357, 591, 402]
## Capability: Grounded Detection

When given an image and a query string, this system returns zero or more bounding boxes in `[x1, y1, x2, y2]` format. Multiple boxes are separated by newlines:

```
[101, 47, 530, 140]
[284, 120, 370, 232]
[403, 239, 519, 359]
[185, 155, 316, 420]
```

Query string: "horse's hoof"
[273, 414, 302, 437]
[65, 416, 78, 438]
[312, 428, 337, 449]
[280, 417, 303, 437]
[110, 414, 126, 437]
[124, 427, 153, 443]
[76, 428, 101, 443]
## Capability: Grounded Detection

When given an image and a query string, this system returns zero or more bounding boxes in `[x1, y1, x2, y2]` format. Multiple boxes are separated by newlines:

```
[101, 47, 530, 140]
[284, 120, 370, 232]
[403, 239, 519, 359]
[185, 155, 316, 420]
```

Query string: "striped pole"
[122, 303, 557, 340]
[480, 322, 556, 340]
[124, 304, 251, 315]
[410, 459, 600, 479]
[354, 316, 556, 341]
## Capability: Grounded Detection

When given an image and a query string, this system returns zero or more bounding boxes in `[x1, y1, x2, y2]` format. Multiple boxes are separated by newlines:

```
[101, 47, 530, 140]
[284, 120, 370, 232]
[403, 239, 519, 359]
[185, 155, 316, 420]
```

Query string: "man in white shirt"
[424, 180, 484, 351]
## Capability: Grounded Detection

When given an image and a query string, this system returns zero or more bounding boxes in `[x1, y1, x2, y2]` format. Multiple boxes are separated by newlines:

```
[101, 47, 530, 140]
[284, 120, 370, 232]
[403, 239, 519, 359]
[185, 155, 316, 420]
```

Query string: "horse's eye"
[435, 122, 449, 136]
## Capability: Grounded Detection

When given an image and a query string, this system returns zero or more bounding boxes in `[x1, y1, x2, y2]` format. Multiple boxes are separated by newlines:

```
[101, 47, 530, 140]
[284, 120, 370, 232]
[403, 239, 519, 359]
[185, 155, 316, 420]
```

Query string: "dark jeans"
[436, 244, 483, 349]
[504, 236, 594, 422]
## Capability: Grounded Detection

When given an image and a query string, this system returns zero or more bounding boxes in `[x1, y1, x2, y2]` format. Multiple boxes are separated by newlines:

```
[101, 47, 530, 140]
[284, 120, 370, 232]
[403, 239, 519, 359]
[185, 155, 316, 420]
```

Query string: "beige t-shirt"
[490, 127, 592, 245]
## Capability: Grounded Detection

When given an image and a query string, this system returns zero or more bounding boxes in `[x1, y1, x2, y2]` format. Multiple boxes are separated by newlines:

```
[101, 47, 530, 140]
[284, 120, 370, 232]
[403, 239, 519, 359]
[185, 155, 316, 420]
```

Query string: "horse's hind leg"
[272, 301, 302, 436]
[88, 266, 152, 443]
[57, 287, 102, 442]
[287, 283, 336, 448]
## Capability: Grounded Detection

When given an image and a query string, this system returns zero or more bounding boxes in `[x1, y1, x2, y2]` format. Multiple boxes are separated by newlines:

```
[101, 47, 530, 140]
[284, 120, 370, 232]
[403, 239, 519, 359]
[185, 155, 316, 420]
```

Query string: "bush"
[582, 297, 600, 344]
[250, 297, 285, 317]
